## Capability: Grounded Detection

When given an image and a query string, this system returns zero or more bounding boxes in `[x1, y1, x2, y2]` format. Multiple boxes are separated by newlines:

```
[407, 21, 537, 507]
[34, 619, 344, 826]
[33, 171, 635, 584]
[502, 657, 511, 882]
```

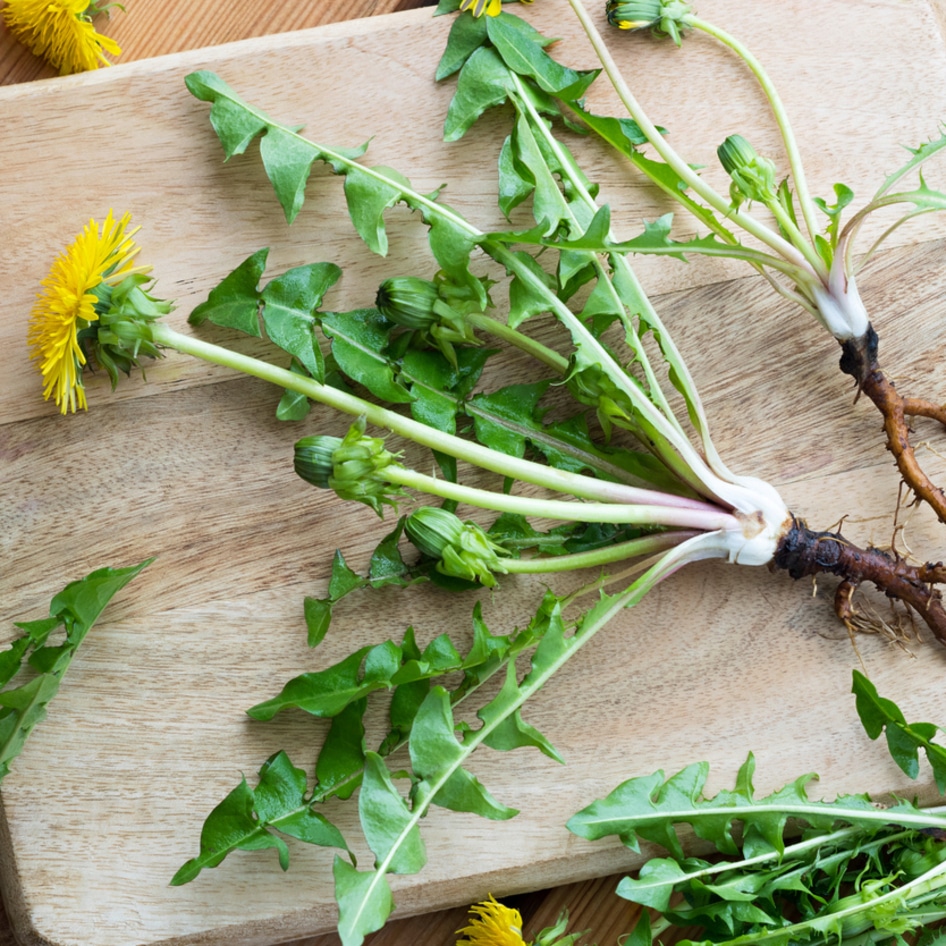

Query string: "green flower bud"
[376, 277, 440, 330]
[605, 0, 692, 44]
[717, 134, 777, 208]
[294, 419, 404, 515]
[294, 435, 344, 488]
[405, 507, 509, 587]
[376, 271, 486, 368]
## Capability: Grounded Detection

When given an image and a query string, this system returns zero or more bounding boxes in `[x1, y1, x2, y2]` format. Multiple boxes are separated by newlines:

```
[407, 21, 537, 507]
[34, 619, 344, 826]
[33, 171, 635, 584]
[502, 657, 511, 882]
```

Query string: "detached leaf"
[0, 560, 150, 783]
[188, 248, 268, 336]
[852, 669, 946, 791]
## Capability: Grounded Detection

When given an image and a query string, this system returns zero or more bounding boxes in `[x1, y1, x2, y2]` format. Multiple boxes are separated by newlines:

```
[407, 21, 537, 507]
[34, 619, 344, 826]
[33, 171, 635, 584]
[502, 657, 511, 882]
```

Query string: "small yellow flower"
[2, 0, 122, 75]
[28, 211, 141, 414]
[457, 895, 528, 946]
[458, 0, 534, 17]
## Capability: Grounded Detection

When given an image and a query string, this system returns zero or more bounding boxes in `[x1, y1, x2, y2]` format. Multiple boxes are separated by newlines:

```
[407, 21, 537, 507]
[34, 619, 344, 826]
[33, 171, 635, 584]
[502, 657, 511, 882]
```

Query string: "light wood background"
[3, 2, 946, 945]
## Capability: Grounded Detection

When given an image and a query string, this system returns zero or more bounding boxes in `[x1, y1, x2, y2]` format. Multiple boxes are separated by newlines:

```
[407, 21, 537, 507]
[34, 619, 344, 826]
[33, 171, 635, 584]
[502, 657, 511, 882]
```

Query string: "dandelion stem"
[385, 464, 739, 531]
[150, 322, 720, 513]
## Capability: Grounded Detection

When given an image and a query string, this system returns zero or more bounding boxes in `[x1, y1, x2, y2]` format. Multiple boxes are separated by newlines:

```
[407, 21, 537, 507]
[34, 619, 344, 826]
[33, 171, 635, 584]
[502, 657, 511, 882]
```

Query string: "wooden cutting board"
[4, 2, 946, 944]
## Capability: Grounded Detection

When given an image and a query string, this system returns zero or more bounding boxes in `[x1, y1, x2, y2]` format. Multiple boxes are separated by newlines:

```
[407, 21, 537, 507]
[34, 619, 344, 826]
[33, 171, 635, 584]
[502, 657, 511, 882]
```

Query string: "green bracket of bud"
[605, 0, 693, 45]
[405, 506, 509, 587]
[294, 418, 405, 516]
[717, 134, 778, 209]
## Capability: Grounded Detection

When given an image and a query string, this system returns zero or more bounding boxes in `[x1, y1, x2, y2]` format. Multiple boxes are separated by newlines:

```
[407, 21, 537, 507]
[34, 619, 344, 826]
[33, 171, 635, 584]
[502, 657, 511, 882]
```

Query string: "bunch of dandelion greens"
[566, 673, 946, 946]
[23, 4, 946, 946]
[536, 0, 946, 525]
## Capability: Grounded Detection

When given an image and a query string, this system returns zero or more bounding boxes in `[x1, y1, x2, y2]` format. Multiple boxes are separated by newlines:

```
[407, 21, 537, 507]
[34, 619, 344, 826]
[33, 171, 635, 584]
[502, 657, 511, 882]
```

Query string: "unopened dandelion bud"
[294, 435, 344, 489]
[605, 0, 692, 44]
[376, 277, 440, 330]
[295, 420, 404, 515]
[717, 134, 777, 208]
[405, 507, 508, 587]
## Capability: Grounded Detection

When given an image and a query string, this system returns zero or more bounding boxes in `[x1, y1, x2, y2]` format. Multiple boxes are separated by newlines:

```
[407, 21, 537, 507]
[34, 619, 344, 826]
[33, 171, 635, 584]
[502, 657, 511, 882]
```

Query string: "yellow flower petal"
[458, 0, 505, 16]
[2, 0, 122, 75]
[456, 895, 528, 946]
[28, 211, 140, 414]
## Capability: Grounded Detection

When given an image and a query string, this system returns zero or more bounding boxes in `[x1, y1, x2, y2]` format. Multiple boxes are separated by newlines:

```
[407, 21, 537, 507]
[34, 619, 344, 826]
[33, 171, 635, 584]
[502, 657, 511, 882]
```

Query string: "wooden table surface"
[0, 3, 652, 944]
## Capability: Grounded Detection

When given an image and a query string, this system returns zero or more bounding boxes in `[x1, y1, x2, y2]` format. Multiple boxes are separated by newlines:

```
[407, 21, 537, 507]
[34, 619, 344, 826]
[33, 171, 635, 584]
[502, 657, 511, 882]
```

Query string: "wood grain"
[0, 0, 436, 84]
[3, 2, 946, 945]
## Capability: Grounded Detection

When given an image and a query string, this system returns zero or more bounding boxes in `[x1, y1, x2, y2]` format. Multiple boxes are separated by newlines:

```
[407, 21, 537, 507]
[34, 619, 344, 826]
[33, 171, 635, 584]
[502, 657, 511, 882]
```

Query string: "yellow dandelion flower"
[457, 895, 528, 946]
[2, 0, 122, 75]
[28, 211, 141, 414]
[458, 0, 534, 17]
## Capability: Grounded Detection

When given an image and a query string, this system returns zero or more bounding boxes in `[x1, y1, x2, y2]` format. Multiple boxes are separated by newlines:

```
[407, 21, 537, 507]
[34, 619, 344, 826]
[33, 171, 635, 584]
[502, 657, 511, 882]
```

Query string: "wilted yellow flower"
[457, 895, 528, 946]
[2, 0, 122, 75]
[28, 211, 141, 414]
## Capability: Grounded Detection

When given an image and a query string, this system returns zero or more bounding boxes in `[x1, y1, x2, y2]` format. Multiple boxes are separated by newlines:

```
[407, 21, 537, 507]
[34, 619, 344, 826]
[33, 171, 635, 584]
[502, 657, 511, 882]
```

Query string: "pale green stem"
[563, 0, 815, 272]
[463, 310, 569, 373]
[686, 14, 824, 259]
[385, 465, 739, 531]
[509, 72, 748, 487]
[151, 322, 721, 512]
[500, 530, 698, 574]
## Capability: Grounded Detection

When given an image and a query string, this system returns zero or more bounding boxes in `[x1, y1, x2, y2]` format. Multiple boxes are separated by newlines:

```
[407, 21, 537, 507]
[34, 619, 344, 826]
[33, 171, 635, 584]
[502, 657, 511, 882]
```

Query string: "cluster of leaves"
[568, 675, 946, 946]
[173, 587, 650, 944]
[0, 560, 150, 782]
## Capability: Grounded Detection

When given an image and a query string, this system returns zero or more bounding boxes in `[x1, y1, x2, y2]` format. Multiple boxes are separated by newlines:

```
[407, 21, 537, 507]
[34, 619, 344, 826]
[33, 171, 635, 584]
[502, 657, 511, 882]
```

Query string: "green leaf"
[185, 70, 268, 158]
[615, 857, 691, 912]
[359, 752, 426, 872]
[410, 687, 518, 820]
[567, 754, 907, 864]
[259, 126, 321, 224]
[171, 750, 347, 885]
[315, 699, 367, 801]
[320, 310, 413, 404]
[468, 380, 550, 458]
[188, 248, 268, 336]
[343, 165, 412, 256]
[480, 662, 564, 764]
[276, 360, 316, 421]
[0, 560, 150, 782]
[260, 262, 341, 379]
[246, 644, 392, 720]
[852, 669, 946, 791]
[486, 13, 598, 100]
[333, 856, 395, 946]
[443, 46, 514, 142]
[435, 12, 488, 81]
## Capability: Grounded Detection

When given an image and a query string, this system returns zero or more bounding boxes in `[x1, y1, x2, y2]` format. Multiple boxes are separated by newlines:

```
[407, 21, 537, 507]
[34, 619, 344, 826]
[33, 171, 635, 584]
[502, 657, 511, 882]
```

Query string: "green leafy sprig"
[0, 560, 150, 782]
[569, 752, 946, 946]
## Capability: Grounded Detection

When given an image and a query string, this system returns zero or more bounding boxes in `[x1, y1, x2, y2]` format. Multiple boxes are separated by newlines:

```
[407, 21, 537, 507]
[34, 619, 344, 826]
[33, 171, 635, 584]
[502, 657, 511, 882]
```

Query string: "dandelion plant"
[22, 4, 946, 945]
[525, 0, 946, 523]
